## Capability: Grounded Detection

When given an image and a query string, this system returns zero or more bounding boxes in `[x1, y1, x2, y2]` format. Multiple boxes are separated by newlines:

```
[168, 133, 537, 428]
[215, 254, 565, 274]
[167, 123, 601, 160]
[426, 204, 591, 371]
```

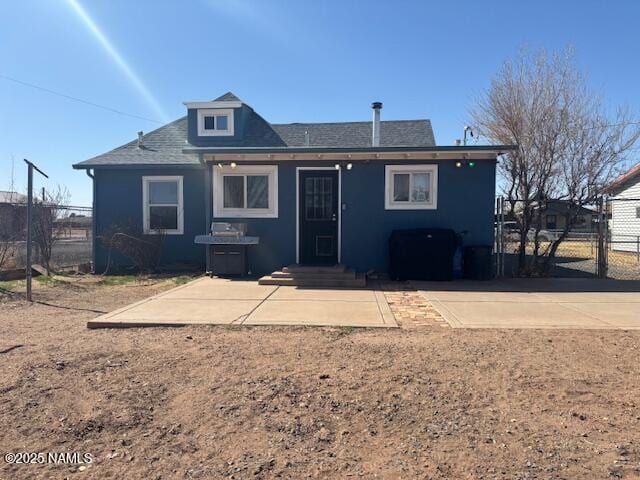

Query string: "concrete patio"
[87, 277, 397, 329]
[416, 278, 640, 329]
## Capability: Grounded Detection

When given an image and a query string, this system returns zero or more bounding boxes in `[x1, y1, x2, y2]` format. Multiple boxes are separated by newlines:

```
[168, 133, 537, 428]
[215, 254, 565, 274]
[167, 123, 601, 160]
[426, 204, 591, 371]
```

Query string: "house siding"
[93, 167, 206, 273]
[92, 159, 496, 275]
[611, 180, 640, 253]
[213, 158, 496, 275]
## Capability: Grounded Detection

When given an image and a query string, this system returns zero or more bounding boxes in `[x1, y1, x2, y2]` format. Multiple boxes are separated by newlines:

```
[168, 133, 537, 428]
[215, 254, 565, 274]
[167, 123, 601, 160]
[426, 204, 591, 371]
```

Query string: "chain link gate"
[494, 195, 640, 280]
[494, 196, 607, 278]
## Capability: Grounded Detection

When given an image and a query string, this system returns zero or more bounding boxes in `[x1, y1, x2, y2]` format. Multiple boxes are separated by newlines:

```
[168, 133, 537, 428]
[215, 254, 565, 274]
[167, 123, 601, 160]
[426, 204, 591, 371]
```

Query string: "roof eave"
[183, 145, 517, 155]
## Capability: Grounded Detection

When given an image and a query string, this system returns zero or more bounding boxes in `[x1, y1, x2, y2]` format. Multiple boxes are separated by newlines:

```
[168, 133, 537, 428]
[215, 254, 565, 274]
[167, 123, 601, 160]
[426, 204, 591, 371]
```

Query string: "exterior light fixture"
[468, 161, 476, 168]
[217, 162, 223, 169]
[230, 162, 237, 169]
[455, 161, 463, 168]
[334, 163, 341, 170]
[346, 163, 353, 170]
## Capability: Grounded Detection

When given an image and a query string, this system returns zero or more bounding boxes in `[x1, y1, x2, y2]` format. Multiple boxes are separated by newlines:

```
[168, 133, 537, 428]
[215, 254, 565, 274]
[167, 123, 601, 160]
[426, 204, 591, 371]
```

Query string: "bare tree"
[0, 157, 20, 272]
[32, 185, 71, 275]
[472, 47, 640, 274]
[0, 218, 15, 272]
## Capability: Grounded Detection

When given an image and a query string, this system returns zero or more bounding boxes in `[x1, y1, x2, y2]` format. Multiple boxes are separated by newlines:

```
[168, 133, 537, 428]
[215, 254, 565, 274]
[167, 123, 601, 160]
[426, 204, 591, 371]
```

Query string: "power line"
[0, 74, 164, 124]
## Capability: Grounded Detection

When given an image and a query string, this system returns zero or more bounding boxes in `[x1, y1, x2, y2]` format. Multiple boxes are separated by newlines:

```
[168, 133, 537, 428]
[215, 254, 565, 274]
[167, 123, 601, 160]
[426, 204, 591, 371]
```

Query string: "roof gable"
[213, 91, 242, 102]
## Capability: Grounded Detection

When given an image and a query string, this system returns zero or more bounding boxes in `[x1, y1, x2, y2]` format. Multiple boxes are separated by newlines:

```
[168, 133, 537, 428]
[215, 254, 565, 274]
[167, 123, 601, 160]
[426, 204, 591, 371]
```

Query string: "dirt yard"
[1, 276, 639, 479]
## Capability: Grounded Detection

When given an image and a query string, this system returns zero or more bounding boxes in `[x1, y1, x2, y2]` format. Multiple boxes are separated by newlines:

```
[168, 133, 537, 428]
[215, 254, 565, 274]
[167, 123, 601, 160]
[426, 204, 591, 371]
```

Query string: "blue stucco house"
[73, 92, 514, 277]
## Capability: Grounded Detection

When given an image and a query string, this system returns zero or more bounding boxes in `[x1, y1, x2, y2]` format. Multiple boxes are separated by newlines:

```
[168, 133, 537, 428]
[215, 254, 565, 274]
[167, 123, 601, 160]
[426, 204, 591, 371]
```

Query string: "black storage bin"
[463, 245, 493, 280]
[389, 228, 457, 281]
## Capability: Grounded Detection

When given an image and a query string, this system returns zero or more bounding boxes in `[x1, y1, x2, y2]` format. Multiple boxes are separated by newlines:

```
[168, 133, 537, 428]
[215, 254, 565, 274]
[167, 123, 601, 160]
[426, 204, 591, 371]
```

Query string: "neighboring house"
[535, 200, 598, 233]
[73, 92, 515, 275]
[606, 162, 640, 253]
[0, 191, 29, 240]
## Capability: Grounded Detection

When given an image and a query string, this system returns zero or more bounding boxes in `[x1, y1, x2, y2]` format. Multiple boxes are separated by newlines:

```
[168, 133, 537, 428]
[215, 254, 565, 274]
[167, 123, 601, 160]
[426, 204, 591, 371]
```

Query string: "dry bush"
[99, 220, 165, 274]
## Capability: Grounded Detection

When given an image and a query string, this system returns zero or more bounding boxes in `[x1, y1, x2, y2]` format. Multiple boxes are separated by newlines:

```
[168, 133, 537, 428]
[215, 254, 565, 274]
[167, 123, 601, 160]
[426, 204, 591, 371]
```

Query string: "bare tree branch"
[471, 47, 640, 274]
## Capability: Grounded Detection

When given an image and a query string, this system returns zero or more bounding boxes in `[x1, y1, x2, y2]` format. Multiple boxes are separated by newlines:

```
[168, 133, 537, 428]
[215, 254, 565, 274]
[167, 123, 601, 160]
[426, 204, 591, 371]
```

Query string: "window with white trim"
[198, 108, 234, 136]
[213, 165, 278, 218]
[142, 176, 184, 234]
[384, 165, 438, 210]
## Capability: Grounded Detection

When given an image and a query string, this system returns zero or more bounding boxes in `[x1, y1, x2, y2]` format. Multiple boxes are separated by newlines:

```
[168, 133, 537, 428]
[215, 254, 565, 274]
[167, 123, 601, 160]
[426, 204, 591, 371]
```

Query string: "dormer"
[184, 92, 249, 146]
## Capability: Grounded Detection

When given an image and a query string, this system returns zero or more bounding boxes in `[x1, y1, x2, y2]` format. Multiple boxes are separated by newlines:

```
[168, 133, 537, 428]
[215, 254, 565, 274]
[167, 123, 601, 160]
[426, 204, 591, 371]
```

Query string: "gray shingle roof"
[75, 117, 200, 167]
[213, 91, 242, 102]
[73, 109, 436, 168]
[272, 120, 435, 148]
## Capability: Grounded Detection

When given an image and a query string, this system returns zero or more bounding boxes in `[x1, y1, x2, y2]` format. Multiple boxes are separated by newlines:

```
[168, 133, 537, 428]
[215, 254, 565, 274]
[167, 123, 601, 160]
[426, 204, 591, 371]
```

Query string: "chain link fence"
[495, 196, 640, 280]
[495, 197, 602, 278]
[0, 203, 92, 274]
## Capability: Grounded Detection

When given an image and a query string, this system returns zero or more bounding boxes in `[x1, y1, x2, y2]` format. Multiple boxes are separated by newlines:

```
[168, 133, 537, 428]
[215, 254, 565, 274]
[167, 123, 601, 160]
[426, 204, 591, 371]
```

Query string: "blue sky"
[1, 0, 639, 206]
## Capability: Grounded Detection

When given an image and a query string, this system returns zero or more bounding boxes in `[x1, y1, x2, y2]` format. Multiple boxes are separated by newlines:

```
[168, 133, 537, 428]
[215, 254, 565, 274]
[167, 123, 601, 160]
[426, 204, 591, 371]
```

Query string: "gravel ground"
[1, 276, 640, 479]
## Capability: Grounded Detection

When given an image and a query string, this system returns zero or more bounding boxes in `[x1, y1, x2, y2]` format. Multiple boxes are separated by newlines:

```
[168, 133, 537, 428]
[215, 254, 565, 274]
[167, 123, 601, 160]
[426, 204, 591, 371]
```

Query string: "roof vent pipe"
[137, 131, 144, 149]
[304, 128, 310, 147]
[372, 101, 382, 147]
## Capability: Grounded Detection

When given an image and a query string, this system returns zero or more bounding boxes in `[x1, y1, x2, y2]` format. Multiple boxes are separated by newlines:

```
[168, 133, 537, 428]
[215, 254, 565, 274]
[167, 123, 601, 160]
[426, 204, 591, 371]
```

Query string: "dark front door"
[299, 170, 339, 265]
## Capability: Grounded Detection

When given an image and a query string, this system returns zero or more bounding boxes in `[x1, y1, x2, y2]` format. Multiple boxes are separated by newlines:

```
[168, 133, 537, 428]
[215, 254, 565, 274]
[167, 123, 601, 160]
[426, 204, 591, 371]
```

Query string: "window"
[384, 165, 438, 210]
[546, 214, 557, 230]
[142, 176, 184, 234]
[213, 165, 278, 218]
[305, 177, 333, 220]
[197, 108, 234, 136]
[636, 207, 640, 219]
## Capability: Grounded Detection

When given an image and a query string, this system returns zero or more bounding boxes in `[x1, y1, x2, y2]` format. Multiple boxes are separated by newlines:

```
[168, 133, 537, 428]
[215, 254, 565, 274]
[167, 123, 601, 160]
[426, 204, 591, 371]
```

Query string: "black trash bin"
[389, 228, 457, 281]
[463, 245, 494, 280]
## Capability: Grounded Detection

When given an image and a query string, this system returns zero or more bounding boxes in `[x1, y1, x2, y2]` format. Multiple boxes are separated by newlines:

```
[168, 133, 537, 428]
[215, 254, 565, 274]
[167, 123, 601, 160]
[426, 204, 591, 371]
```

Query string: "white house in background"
[606, 163, 640, 253]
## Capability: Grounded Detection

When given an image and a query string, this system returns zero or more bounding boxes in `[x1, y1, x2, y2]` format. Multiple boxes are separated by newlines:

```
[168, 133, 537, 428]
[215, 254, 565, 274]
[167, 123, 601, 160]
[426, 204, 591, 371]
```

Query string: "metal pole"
[499, 196, 505, 277]
[495, 196, 500, 277]
[23, 159, 48, 302]
[26, 163, 33, 301]
[597, 197, 607, 278]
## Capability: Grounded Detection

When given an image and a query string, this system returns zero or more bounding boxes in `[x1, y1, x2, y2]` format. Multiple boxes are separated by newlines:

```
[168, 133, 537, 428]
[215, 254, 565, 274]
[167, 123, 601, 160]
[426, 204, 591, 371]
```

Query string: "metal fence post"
[596, 197, 607, 279]
[23, 159, 48, 302]
[26, 163, 33, 301]
[495, 196, 505, 278]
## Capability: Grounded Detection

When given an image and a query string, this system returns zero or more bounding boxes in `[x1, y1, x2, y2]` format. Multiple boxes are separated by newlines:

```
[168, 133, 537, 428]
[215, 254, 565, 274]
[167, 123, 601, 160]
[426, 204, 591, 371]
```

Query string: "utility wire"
[0, 74, 164, 124]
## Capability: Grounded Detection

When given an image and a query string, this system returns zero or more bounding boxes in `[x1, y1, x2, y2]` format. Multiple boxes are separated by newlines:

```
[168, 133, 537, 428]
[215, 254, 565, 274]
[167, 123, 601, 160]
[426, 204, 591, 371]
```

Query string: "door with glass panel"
[299, 170, 339, 265]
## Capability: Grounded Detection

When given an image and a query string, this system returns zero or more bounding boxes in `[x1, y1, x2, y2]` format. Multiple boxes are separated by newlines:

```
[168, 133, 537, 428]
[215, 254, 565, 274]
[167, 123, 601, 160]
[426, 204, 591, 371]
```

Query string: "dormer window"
[198, 108, 234, 136]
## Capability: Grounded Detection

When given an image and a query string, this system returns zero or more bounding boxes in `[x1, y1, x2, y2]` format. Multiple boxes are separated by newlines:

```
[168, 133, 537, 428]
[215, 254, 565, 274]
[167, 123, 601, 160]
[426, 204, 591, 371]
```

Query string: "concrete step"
[271, 269, 357, 280]
[258, 273, 366, 288]
[282, 264, 347, 274]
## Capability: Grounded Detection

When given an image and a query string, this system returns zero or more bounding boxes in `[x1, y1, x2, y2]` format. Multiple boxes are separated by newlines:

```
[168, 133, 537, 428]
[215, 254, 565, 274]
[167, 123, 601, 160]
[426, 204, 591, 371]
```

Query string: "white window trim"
[384, 164, 438, 210]
[142, 176, 184, 235]
[213, 165, 278, 218]
[197, 108, 234, 137]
